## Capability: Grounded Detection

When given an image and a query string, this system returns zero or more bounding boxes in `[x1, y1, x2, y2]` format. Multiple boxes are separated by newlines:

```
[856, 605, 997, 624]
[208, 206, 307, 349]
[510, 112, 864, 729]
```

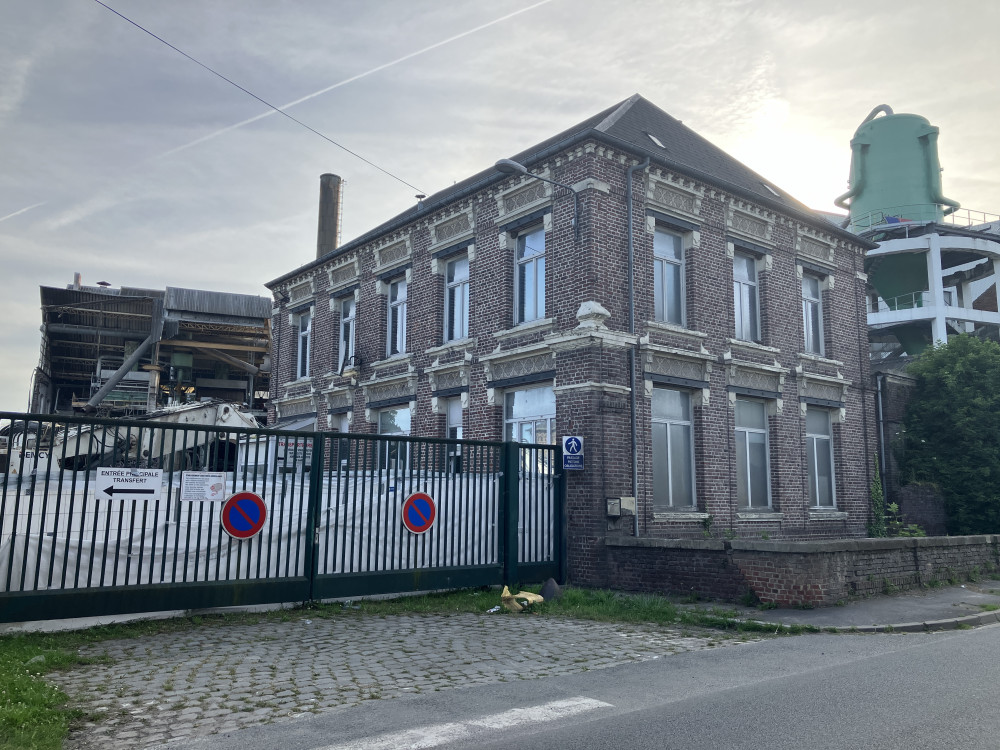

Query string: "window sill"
[370, 353, 412, 371]
[281, 377, 313, 388]
[493, 317, 555, 341]
[809, 509, 848, 520]
[425, 337, 478, 356]
[728, 338, 780, 355]
[798, 352, 844, 367]
[645, 321, 708, 339]
[652, 511, 711, 521]
[736, 511, 784, 520]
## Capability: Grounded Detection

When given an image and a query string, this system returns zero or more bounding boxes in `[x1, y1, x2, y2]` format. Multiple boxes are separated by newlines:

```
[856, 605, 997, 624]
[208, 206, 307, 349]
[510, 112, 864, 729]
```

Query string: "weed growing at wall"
[868, 454, 887, 538]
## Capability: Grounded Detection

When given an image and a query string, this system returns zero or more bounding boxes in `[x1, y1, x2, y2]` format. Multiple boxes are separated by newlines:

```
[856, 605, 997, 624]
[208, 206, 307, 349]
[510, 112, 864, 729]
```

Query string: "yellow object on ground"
[501, 586, 545, 612]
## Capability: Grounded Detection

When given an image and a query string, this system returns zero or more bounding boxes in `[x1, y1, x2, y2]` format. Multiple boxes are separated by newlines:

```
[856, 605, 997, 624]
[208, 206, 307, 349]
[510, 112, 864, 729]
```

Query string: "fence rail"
[0, 412, 563, 622]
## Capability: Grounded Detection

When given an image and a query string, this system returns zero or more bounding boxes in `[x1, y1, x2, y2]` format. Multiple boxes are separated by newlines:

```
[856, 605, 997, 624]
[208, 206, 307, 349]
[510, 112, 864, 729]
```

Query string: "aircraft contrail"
[0, 202, 46, 224]
[152, 0, 555, 163]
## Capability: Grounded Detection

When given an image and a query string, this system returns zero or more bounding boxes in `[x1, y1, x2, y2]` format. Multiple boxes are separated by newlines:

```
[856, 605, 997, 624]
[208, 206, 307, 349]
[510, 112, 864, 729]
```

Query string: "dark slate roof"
[269, 94, 871, 287]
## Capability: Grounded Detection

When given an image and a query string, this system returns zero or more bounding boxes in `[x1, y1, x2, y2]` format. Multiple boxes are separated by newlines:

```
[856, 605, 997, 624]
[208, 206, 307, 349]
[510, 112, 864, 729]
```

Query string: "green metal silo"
[835, 105, 959, 230]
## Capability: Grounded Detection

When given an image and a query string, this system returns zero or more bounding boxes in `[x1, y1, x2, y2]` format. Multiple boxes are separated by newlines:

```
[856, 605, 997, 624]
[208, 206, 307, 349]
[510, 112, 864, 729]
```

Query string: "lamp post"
[494, 159, 580, 242]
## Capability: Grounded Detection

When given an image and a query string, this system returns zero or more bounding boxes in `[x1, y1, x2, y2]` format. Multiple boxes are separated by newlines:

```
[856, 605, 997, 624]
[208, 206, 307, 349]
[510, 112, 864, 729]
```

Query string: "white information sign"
[96, 467, 163, 502]
[277, 436, 313, 470]
[180, 471, 227, 502]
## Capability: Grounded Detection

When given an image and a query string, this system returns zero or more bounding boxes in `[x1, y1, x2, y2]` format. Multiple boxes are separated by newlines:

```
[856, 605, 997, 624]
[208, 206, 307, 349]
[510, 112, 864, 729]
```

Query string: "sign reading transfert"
[96, 467, 163, 502]
[562, 436, 584, 471]
[180, 471, 227, 502]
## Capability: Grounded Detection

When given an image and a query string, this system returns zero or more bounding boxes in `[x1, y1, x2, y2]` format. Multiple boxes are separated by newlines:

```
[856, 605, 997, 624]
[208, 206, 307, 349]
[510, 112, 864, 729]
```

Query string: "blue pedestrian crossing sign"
[562, 436, 584, 470]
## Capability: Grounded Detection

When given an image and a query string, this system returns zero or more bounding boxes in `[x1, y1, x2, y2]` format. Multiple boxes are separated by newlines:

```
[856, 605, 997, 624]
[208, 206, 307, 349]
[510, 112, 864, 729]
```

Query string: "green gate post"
[501, 441, 520, 586]
[554, 441, 568, 585]
[305, 432, 325, 603]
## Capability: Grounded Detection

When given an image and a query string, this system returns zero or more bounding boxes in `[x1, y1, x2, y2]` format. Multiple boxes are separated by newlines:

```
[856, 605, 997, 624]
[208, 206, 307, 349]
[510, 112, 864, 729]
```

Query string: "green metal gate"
[0, 411, 565, 623]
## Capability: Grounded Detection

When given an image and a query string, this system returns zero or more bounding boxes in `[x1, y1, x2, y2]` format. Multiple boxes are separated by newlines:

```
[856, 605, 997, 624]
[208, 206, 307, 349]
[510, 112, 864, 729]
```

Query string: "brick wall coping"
[729, 535, 998, 554]
[606, 537, 727, 551]
[610, 535, 998, 555]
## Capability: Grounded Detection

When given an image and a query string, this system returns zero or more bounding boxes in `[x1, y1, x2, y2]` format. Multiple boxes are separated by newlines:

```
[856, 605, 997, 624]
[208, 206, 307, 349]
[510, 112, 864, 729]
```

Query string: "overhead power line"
[91, 0, 425, 193]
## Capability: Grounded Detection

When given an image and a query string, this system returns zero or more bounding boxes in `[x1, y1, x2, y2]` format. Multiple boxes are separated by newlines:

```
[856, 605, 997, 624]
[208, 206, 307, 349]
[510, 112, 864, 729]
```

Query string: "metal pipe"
[44, 324, 148, 340]
[200, 348, 260, 375]
[626, 156, 650, 537]
[876, 372, 887, 485]
[852, 250, 873, 524]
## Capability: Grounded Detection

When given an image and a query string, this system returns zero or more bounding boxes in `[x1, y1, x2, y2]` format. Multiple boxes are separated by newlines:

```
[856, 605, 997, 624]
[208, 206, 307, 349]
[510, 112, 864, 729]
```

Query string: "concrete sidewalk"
[718, 579, 1000, 632]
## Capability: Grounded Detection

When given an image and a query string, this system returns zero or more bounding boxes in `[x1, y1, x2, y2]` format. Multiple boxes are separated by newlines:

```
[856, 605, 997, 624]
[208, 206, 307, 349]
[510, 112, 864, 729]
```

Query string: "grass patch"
[0, 637, 93, 749]
[979, 604, 1000, 612]
[345, 586, 818, 635]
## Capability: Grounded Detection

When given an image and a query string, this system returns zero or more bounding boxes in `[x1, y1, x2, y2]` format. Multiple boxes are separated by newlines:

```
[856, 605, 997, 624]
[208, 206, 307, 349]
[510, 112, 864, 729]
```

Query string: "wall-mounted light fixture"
[494, 159, 580, 242]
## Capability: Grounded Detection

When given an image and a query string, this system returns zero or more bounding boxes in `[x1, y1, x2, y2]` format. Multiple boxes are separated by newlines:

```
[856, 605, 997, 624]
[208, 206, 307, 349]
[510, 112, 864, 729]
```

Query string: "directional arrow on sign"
[103, 486, 157, 497]
[96, 468, 163, 502]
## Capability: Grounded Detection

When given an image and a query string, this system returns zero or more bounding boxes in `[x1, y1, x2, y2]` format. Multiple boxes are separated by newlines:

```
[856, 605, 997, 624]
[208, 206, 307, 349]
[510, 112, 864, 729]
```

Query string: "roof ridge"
[594, 93, 642, 133]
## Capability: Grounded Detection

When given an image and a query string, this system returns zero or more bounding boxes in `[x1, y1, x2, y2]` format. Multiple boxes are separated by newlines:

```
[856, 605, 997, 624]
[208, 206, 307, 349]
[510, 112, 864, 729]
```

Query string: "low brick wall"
[606, 535, 1000, 606]
[604, 538, 748, 601]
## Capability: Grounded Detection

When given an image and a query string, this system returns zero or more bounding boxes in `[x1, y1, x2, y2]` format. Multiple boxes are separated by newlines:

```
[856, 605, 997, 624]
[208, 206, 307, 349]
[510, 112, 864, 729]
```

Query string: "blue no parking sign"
[401, 492, 436, 534]
[220, 491, 268, 540]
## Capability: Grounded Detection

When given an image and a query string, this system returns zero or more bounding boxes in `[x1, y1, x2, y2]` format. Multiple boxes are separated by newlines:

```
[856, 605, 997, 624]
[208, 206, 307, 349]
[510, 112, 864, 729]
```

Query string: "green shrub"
[899, 336, 1000, 535]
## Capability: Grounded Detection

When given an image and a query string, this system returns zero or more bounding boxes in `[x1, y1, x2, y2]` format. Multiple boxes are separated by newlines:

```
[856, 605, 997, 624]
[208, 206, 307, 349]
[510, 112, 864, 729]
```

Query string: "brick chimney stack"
[317, 173, 343, 259]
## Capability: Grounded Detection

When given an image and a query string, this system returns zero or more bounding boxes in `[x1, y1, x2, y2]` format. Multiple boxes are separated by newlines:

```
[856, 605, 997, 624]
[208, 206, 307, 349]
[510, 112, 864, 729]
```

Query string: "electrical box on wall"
[606, 498, 621, 517]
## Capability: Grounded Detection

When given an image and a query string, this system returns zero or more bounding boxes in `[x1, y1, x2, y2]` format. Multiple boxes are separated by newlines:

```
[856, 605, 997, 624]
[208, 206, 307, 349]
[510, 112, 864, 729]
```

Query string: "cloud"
[0, 55, 32, 126]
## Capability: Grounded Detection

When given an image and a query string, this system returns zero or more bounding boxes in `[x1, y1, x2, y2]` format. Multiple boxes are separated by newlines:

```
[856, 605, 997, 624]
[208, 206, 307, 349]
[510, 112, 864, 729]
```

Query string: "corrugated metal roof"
[165, 287, 271, 322]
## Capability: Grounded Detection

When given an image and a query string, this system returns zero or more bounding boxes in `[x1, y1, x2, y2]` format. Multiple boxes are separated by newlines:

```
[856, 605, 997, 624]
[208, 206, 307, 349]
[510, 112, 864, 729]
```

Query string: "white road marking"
[319, 696, 614, 750]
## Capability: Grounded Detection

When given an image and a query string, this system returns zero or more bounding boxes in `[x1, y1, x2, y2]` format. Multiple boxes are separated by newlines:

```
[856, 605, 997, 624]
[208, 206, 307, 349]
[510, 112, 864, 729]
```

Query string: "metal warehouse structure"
[31, 276, 272, 419]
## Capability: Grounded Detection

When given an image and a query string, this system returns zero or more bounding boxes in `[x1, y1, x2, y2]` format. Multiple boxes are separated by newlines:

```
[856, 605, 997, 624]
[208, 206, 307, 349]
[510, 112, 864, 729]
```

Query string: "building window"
[504, 384, 555, 444]
[653, 229, 684, 325]
[806, 407, 835, 507]
[733, 252, 759, 341]
[802, 274, 823, 355]
[445, 255, 470, 341]
[338, 297, 356, 371]
[651, 387, 695, 509]
[445, 397, 463, 472]
[387, 278, 407, 357]
[296, 310, 311, 379]
[516, 226, 545, 324]
[735, 398, 770, 508]
[378, 406, 410, 470]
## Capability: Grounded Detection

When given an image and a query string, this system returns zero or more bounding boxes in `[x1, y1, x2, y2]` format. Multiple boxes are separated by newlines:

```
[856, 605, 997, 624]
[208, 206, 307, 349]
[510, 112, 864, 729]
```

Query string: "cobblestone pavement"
[48, 612, 747, 749]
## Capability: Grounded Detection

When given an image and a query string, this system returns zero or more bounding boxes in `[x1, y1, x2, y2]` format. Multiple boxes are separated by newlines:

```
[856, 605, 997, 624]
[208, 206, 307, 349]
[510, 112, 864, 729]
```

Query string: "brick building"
[266, 95, 876, 587]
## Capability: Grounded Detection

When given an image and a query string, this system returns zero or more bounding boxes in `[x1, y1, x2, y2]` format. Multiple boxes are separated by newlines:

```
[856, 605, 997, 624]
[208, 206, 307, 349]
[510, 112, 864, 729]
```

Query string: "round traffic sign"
[221, 491, 268, 540]
[401, 492, 436, 534]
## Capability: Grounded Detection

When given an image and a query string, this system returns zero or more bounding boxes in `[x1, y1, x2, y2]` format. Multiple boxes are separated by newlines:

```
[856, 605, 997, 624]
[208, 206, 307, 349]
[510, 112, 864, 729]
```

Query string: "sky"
[1, 0, 998, 412]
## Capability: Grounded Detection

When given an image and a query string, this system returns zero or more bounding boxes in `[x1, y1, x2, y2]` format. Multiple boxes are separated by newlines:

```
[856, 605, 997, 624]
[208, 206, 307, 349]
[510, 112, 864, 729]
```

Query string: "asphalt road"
[178, 623, 1000, 750]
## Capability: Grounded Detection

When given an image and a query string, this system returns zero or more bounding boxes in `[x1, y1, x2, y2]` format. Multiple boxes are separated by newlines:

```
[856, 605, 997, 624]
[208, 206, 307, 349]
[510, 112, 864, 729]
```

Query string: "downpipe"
[626, 157, 650, 536]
